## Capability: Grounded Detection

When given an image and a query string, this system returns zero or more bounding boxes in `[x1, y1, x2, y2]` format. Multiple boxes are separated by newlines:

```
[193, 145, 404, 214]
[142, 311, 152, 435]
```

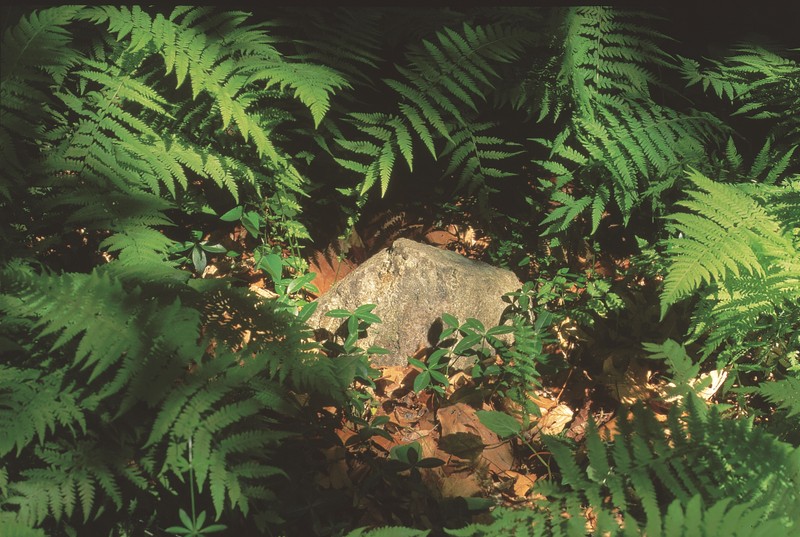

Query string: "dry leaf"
[603, 355, 652, 405]
[424, 229, 458, 248]
[504, 470, 537, 498]
[249, 284, 278, 300]
[437, 403, 514, 472]
[307, 248, 357, 297]
[438, 472, 483, 498]
[532, 404, 574, 438]
[317, 446, 352, 490]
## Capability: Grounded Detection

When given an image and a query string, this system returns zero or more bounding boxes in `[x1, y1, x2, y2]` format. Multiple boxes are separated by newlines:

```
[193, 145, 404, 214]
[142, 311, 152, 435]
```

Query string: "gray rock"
[307, 238, 522, 368]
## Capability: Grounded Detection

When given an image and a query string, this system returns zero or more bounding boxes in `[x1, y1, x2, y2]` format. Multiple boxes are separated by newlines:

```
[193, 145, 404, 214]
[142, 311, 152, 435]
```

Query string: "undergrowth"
[1, 6, 798, 536]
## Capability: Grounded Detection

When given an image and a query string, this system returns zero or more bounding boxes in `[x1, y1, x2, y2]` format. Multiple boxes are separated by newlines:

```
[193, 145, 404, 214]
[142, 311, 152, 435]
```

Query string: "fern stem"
[188, 437, 198, 529]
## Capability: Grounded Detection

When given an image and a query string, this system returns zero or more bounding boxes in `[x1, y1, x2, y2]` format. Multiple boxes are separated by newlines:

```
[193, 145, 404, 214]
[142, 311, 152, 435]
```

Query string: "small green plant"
[440, 314, 516, 370]
[322, 305, 389, 416]
[325, 304, 383, 353]
[387, 441, 445, 477]
[219, 205, 263, 239]
[166, 441, 227, 536]
[259, 248, 320, 318]
[344, 414, 395, 448]
[169, 230, 230, 273]
[408, 348, 451, 396]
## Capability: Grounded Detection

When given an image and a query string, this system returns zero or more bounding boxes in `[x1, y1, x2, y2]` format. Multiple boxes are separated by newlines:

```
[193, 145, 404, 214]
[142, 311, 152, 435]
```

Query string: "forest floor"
[202, 202, 711, 533]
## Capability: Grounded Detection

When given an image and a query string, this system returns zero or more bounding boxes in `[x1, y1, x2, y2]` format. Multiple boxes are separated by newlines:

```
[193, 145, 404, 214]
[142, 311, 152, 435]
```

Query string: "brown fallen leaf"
[438, 472, 483, 498]
[317, 445, 352, 490]
[503, 470, 537, 498]
[438, 432, 485, 460]
[437, 403, 514, 473]
[529, 404, 574, 440]
[424, 229, 458, 248]
[603, 354, 653, 405]
[307, 247, 358, 297]
[375, 365, 416, 398]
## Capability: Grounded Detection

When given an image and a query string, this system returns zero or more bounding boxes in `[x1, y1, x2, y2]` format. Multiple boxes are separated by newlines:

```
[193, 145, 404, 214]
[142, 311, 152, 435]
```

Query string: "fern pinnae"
[660, 169, 797, 325]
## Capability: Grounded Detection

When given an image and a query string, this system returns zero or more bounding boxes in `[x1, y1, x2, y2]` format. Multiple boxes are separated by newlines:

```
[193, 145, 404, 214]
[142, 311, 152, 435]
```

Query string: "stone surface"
[307, 238, 522, 367]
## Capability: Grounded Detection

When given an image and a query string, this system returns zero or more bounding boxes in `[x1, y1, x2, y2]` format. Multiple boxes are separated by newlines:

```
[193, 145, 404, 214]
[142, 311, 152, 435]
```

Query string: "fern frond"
[346, 527, 430, 537]
[391, 21, 531, 130]
[533, 7, 726, 233]
[441, 122, 522, 196]
[0, 367, 85, 458]
[7, 439, 134, 527]
[256, 63, 351, 128]
[538, 396, 800, 535]
[660, 169, 797, 318]
[751, 376, 800, 418]
[0, 6, 85, 191]
[267, 8, 385, 87]
[680, 44, 800, 146]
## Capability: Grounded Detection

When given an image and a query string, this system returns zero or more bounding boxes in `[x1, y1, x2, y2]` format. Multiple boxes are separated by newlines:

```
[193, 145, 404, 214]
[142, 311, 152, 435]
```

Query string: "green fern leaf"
[660, 169, 791, 317]
[754, 376, 800, 418]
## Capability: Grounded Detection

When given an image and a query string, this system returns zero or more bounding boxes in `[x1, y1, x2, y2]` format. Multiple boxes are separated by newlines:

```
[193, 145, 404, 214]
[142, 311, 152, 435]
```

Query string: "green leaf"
[200, 243, 227, 253]
[357, 313, 381, 325]
[476, 410, 521, 438]
[297, 301, 319, 323]
[347, 315, 359, 336]
[354, 304, 378, 315]
[178, 508, 193, 530]
[453, 333, 482, 354]
[413, 371, 431, 392]
[428, 348, 449, 366]
[461, 318, 485, 333]
[219, 206, 243, 221]
[462, 497, 495, 510]
[486, 325, 514, 337]
[241, 211, 261, 237]
[287, 272, 316, 294]
[261, 253, 283, 282]
[200, 524, 227, 533]
[192, 246, 207, 272]
[441, 313, 459, 327]
[429, 370, 448, 385]
[165, 527, 192, 535]
[391, 441, 421, 464]
[408, 357, 427, 370]
[325, 309, 353, 318]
